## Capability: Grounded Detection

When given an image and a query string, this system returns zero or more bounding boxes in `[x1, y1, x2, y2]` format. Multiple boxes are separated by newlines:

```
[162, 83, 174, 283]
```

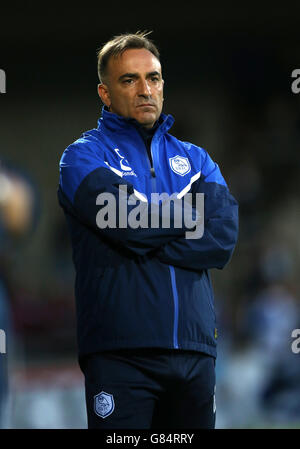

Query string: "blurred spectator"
[0, 160, 37, 428]
[217, 244, 300, 427]
[244, 245, 297, 350]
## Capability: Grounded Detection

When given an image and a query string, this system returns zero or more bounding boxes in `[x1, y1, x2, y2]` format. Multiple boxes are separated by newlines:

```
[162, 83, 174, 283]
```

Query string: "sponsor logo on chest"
[114, 148, 137, 176]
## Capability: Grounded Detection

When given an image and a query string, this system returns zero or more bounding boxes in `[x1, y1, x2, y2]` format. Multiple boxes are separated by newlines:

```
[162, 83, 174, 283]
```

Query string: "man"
[58, 31, 238, 429]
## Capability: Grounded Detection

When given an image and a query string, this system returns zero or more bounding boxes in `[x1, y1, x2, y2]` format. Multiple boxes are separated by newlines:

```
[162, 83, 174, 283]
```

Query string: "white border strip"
[177, 171, 201, 199]
[105, 161, 148, 203]
[104, 161, 123, 177]
[133, 189, 148, 203]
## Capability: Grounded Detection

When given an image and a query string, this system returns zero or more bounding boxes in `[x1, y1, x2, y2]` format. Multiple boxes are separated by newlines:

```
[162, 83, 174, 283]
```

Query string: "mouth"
[137, 104, 156, 108]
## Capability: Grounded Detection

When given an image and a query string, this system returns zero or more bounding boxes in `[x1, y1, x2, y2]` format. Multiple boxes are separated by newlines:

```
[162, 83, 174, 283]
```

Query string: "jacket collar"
[97, 106, 174, 137]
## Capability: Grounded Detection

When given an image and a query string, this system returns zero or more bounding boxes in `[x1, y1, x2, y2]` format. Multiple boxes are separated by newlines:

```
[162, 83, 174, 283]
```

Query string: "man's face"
[98, 48, 164, 128]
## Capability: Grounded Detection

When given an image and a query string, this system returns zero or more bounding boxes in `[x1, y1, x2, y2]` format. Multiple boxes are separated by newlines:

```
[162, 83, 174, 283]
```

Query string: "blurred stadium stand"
[0, 2, 300, 428]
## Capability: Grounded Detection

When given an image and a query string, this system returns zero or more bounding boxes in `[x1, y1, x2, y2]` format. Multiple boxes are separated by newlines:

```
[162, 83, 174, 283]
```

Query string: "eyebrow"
[118, 71, 161, 82]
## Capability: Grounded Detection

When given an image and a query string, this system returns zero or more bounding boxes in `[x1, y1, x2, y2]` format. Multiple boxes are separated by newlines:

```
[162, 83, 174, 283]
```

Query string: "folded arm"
[58, 143, 194, 256]
[154, 153, 239, 270]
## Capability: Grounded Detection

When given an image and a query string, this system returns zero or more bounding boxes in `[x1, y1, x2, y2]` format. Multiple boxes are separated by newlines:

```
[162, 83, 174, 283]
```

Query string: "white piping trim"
[104, 161, 148, 202]
[104, 161, 123, 177]
[177, 171, 201, 199]
[133, 189, 148, 203]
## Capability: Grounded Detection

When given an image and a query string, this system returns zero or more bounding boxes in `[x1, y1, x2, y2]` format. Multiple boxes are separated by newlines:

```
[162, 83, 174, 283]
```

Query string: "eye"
[123, 78, 134, 84]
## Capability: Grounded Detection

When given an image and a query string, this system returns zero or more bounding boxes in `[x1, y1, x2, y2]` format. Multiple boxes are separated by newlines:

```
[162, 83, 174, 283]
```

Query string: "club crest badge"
[169, 156, 191, 176]
[94, 391, 115, 419]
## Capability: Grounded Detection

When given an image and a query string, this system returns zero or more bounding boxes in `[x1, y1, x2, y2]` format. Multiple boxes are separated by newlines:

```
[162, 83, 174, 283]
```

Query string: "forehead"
[107, 48, 162, 79]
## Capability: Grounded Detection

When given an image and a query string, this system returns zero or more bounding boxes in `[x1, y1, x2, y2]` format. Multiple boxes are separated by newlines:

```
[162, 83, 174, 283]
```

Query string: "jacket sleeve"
[154, 151, 239, 270]
[58, 141, 192, 256]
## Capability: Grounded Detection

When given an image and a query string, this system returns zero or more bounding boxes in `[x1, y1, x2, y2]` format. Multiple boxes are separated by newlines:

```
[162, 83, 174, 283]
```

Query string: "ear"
[97, 83, 111, 107]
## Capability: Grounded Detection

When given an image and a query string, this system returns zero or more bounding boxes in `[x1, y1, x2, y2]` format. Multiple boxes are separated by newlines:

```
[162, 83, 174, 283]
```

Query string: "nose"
[138, 78, 151, 97]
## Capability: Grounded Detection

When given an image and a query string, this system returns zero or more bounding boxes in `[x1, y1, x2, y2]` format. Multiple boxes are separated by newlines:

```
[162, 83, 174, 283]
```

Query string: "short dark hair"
[97, 30, 160, 83]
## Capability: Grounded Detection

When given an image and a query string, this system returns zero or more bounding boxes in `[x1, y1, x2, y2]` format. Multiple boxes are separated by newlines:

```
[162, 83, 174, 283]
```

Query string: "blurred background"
[0, 1, 300, 429]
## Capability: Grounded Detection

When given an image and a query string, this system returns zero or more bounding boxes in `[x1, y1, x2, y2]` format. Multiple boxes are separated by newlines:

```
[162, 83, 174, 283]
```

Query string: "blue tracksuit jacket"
[58, 107, 239, 359]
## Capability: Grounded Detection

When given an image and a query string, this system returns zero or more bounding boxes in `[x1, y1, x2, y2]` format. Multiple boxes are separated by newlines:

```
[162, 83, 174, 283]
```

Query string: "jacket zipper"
[169, 266, 179, 349]
[149, 138, 157, 191]
[144, 132, 180, 350]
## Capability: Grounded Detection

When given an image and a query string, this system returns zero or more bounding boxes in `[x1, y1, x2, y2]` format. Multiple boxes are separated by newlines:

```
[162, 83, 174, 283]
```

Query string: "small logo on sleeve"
[94, 391, 115, 418]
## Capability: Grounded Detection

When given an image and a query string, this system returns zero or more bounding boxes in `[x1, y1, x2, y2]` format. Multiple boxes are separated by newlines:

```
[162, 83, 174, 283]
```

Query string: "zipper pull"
[150, 167, 156, 178]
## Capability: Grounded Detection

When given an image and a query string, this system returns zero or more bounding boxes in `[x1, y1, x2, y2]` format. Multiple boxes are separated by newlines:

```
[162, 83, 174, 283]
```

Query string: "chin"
[138, 120, 155, 129]
[137, 114, 157, 128]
